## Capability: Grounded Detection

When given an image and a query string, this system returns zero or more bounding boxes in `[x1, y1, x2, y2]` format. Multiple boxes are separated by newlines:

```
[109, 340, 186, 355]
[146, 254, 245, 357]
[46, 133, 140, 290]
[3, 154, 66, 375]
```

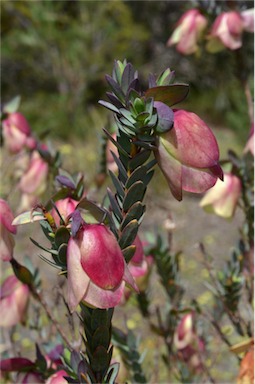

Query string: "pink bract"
[2, 112, 32, 153]
[19, 151, 48, 195]
[155, 109, 223, 201]
[0, 275, 29, 327]
[67, 223, 138, 311]
[0, 199, 17, 261]
[51, 198, 79, 226]
[207, 11, 244, 52]
[200, 172, 242, 218]
[45, 369, 69, 384]
[167, 9, 208, 55]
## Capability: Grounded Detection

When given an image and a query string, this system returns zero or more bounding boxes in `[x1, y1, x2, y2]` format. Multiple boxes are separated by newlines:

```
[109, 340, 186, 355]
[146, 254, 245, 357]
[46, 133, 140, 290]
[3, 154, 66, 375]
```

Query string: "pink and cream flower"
[67, 223, 138, 310]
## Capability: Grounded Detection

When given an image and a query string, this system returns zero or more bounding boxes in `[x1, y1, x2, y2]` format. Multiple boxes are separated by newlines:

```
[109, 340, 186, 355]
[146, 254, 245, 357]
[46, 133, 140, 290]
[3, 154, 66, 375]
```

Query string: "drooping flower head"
[167, 9, 208, 55]
[0, 275, 29, 327]
[0, 199, 17, 261]
[200, 172, 241, 219]
[155, 109, 223, 201]
[19, 150, 49, 196]
[67, 218, 138, 311]
[206, 11, 244, 52]
[2, 112, 36, 153]
[174, 312, 205, 372]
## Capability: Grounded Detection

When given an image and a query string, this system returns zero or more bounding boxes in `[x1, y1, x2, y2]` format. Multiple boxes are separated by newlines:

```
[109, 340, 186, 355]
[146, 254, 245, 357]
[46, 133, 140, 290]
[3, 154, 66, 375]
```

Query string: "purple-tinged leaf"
[71, 210, 83, 237]
[56, 175, 76, 189]
[154, 101, 174, 133]
[145, 84, 189, 107]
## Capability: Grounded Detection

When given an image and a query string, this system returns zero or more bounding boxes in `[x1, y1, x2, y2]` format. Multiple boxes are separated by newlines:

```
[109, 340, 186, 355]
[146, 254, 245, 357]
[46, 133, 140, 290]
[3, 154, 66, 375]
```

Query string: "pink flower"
[67, 223, 138, 311]
[241, 8, 254, 33]
[155, 109, 223, 201]
[106, 133, 118, 173]
[0, 275, 29, 327]
[174, 313, 205, 372]
[200, 172, 242, 218]
[129, 236, 154, 291]
[2, 112, 35, 154]
[19, 151, 48, 196]
[45, 370, 69, 384]
[0, 199, 17, 261]
[51, 198, 79, 226]
[167, 9, 208, 55]
[206, 11, 244, 52]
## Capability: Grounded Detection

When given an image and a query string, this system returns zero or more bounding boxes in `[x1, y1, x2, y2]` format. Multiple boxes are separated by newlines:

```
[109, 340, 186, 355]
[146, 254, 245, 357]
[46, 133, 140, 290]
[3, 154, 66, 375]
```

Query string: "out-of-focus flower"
[237, 345, 254, 384]
[45, 370, 69, 384]
[0, 357, 43, 383]
[241, 8, 254, 33]
[174, 312, 205, 372]
[206, 11, 244, 52]
[2, 112, 36, 154]
[19, 151, 48, 196]
[129, 236, 154, 291]
[67, 223, 138, 311]
[200, 173, 241, 218]
[244, 123, 254, 156]
[106, 133, 118, 173]
[155, 109, 223, 201]
[0, 199, 17, 261]
[0, 275, 29, 327]
[16, 372, 44, 383]
[167, 9, 208, 55]
[51, 198, 79, 227]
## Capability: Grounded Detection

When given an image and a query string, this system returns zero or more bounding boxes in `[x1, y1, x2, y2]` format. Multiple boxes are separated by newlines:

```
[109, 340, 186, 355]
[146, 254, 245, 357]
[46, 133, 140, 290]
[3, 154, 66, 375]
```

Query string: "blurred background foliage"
[1, 0, 254, 142]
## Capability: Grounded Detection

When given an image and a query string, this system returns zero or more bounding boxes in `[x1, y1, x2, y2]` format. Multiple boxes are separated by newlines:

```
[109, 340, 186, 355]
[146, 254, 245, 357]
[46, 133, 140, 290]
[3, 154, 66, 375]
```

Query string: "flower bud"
[67, 223, 138, 310]
[129, 236, 153, 291]
[167, 9, 208, 55]
[200, 172, 241, 218]
[51, 198, 79, 227]
[2, 112, 32, 153]
[206, 11, 243, 52]
[155, 109, 223, 201]
[19, 151, 48, 196]
[0, 275, 29, 327]
[0, 199, 17, 261]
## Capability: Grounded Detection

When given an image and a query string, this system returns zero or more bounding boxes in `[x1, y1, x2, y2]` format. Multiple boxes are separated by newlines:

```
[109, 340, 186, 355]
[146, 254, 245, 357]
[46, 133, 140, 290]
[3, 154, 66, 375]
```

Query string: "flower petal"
[80, 224, 124, 290]
[67, 238, 90, 312]
[83, 280, 126, 309]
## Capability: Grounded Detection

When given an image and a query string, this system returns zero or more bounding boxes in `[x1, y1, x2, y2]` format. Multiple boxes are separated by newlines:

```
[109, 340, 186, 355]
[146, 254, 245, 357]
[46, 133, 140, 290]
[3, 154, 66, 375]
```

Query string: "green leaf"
[121, 202, 145, 230]
[145, 84, 189, 107]
[121, 63, 136, 94]
[126, 166, 148, 189]
[122, 245, 136, 263]
[92, 326, 110, 352]
[58, 243, 68, 265]
[123, 181, 146, 212]
[30, 237, 58, 255]
[107, 188, 122, 222]
[109, 171, 125, 199]
[55, 226, 70, 248]
[12, 210, 45, 226]
[119, 219, 138, 249]
[91, 346, 110, 372]
[98, 100, 119, 114]
[77, 198, 109, 224]
[10, 259, 34, 285]
[3, 95, 21, 113]
[129, 150, 151, 171]
[104, 363, 120, 384]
